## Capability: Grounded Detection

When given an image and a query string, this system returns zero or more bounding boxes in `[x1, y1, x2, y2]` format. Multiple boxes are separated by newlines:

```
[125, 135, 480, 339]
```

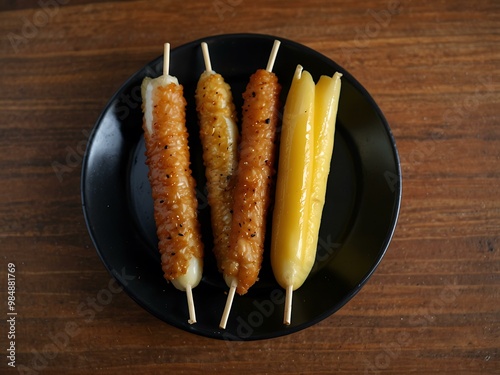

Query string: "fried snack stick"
[219, 40, 282, 329]
[195, 42, 239, 275]
[271, 65, 342, 325]
[141, 43, 204, 324]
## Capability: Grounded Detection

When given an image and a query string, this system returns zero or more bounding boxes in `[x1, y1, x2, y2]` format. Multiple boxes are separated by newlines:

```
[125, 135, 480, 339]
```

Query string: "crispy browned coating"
[224, 69, 281, 295]
[195, 71, 239, 273]
[142, 82, 204, 281]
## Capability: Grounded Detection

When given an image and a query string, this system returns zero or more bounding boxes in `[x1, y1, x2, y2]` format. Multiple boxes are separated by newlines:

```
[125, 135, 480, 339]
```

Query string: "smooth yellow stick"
[271, 65, 315, 292]
[306, 72, 342, 263]
[271, 65, 342, 325]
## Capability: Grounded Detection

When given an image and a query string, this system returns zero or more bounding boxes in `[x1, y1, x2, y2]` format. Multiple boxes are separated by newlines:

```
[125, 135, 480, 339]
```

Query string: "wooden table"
[1, 0, 498, 374]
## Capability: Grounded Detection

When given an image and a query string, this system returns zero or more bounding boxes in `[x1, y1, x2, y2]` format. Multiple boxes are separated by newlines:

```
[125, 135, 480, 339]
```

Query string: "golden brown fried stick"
[220, 40, 282, 329]
[141, 43, 204, 324]
[195, 42, 239, 275]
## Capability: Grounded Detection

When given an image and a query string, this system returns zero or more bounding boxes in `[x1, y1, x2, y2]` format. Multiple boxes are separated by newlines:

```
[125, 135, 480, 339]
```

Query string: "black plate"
[81, 33, 401, 341]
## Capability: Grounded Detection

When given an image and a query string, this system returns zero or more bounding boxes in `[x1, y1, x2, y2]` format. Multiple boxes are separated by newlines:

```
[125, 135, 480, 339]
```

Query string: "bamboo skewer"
[284, 285, 293, 325]
[219, 278, 237, 329]
[186, 284, 197, 324]
[163, 42, 170, 76]
[266, 40, 281, 72]
[201, 42, 213, 73]
[199, 41, 236, 329]
[162, 42, 198, 325]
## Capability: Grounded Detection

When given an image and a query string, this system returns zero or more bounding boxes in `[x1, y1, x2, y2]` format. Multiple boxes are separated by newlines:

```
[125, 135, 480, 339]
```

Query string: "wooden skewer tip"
[201, 42, 213, 73]
[266, 39, 281, 73]
[295, 64, 304, 79]
[163, 42, 171, 77]
[284, 285, 293, 325]
[219, 280, 237, 329]
[186, 284, 197, 324]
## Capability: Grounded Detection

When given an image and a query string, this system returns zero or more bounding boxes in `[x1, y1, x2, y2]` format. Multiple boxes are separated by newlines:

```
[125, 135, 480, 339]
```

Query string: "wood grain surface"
[0, 0, 498, 374]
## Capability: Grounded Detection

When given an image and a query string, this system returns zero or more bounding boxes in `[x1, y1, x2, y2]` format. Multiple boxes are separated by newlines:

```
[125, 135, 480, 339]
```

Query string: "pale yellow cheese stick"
[271, 65, 342, 325]
[271, 65, 315, 293]
[307, 72, 343, 274]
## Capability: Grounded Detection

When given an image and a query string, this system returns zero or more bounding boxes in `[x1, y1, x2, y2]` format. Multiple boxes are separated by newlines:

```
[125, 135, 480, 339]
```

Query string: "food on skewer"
[141, 43, 204, 324]
[219, 40, 282, 329]
[195, 42, 239, 275]
[271, 65, 315, 322]
[271, 65, 342, 325]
